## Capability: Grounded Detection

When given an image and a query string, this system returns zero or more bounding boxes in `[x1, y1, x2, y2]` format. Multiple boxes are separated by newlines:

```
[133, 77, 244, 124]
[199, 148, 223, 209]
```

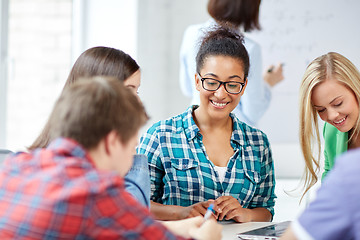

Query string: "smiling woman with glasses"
[138, 26, 276, 223]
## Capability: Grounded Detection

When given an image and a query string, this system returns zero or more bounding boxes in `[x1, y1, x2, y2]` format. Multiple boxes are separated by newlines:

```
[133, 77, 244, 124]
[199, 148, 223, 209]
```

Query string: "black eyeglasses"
[197, 73, 246, 94]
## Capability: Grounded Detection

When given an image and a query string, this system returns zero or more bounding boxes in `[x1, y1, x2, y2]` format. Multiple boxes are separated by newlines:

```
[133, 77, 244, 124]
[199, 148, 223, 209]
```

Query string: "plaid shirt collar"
[182, 105, 246, 146]
[182, 106, 200, 141]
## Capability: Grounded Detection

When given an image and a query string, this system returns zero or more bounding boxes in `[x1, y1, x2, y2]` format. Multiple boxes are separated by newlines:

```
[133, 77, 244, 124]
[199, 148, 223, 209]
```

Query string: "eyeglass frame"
[197, 73, 246, 94]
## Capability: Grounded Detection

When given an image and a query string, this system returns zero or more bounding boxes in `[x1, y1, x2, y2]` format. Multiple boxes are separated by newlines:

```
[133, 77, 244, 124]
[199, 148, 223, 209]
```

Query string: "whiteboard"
[246, 0, 360, 143]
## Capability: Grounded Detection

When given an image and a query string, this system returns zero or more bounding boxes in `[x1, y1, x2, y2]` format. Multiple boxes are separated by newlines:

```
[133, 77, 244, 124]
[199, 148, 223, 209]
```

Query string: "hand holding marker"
[265, 63, 285, 87]
[203, 203, 214, 224]
[268, 63, 284, 72]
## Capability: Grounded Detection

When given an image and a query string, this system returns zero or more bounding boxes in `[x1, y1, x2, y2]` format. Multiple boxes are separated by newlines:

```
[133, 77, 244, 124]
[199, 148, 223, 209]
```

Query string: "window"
[0, 0, 9, 148]
[7, 0, 72, 150]
[4, 0, 138, 151]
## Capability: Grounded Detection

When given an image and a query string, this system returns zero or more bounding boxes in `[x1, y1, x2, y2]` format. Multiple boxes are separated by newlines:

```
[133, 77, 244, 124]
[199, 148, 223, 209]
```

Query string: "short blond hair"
[299, 52, 360, 198]
[48, 76, 148, 149]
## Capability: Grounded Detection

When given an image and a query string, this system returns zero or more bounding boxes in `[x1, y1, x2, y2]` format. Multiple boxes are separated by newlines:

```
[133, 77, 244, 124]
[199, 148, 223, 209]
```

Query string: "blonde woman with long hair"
[299, 52, 360, 197]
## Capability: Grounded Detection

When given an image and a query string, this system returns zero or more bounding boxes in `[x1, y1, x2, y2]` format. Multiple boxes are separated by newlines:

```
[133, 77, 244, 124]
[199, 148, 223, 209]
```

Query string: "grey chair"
[0, 149, 12, 164]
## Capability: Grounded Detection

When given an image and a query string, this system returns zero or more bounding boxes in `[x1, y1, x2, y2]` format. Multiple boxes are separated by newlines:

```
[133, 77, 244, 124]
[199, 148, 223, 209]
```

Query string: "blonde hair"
[299, 52, 360, 198]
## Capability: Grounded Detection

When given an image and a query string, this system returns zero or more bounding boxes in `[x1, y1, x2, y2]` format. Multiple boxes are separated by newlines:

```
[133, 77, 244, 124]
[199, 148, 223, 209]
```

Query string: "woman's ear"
[195, 73, 201, 92]
[240, 78, 248, 96]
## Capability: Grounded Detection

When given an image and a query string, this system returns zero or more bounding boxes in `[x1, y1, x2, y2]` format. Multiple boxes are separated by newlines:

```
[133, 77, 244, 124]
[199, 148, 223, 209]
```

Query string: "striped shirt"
[137, 106, 276, 216]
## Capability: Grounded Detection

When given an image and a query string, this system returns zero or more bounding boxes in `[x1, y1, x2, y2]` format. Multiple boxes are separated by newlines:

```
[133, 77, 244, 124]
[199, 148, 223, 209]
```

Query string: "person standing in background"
[179, 0, 284, 126]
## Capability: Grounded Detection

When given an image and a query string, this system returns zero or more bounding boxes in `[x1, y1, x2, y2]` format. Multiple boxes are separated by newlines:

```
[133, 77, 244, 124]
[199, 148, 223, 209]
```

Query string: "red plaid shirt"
[0, 138, 186, 239]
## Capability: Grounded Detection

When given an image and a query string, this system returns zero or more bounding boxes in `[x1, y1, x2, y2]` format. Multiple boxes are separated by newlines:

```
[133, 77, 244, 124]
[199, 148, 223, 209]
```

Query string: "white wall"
[0, 0, 9, 148]
[72, 0, 138, 63]
[137, 0, 208, 128]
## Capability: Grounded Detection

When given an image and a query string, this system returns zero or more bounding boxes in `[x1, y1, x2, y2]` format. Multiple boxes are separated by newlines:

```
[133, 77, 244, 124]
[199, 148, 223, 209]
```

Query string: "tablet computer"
[237, 221, 291, 240]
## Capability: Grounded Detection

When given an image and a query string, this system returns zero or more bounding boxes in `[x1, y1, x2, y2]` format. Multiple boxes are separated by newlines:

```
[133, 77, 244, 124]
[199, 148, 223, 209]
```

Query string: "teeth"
[212, 101, 227, 107]
[334, 117, 346, 124]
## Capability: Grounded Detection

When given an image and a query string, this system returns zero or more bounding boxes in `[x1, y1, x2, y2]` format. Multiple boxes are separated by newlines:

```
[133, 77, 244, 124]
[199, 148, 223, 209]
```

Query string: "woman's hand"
[180, 200, 219, 219]
[263, 63, 284, 87]
[215, 196, 251, 222]
[215, 196, 273, 222]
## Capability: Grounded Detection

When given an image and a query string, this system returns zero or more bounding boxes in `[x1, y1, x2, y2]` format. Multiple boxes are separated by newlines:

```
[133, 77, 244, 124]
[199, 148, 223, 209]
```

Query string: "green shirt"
[322, 122, 348, 179]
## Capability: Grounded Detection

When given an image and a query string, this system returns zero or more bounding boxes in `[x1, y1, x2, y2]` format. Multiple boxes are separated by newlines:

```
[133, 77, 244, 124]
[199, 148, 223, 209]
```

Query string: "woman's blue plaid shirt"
[137, 106, 276, 216]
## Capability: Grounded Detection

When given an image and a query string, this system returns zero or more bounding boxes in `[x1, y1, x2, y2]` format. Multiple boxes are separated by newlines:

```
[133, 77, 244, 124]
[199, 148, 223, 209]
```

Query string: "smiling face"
[311, 80, 359, 132]
[195, 55, 246, 120]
